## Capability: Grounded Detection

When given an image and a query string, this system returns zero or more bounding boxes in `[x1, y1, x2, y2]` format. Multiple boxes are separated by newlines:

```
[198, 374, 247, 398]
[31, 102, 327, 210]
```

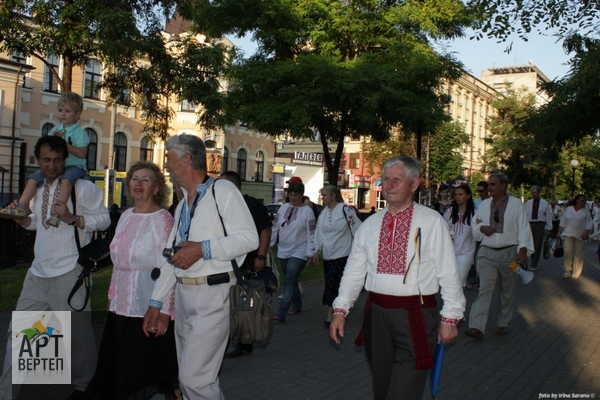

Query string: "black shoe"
[464, 328, 484, 340]
[225, 348, 253, 358]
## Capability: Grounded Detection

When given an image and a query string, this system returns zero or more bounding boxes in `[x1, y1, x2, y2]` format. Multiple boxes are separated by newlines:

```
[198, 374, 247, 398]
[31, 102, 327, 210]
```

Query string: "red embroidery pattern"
[441, 316, 460, 326]
[333, 308, 347, 316]
[376, 204, 414, 275]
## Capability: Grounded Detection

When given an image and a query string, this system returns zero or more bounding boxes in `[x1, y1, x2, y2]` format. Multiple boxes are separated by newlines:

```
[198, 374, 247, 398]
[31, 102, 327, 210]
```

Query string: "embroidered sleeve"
[441, 316, 460, 326]
[333, 308, 347, 317]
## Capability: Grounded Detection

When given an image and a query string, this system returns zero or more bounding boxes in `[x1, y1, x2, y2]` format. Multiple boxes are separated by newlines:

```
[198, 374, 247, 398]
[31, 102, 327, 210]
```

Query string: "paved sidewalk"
[1, 241, 599, 399]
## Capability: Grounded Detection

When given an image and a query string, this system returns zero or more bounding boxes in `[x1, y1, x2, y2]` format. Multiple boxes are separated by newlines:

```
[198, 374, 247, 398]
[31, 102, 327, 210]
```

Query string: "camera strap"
[171, 175, 209, 248]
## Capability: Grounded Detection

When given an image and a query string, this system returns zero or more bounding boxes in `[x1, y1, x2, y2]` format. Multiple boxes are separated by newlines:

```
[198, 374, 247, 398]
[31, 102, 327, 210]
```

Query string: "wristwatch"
[69, 215, 79, 226]
[256, 255, 266, 261]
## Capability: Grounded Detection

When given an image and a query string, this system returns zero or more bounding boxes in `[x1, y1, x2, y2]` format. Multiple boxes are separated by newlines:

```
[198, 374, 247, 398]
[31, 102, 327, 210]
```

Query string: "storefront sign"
[353, 175, 371, 188]
[293, 152, 323, 166]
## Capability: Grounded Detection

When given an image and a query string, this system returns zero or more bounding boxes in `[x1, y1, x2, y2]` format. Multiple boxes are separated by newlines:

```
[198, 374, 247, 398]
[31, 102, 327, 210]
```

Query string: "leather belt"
[176, 271, 234, 285]
[483, 244, 517, 251]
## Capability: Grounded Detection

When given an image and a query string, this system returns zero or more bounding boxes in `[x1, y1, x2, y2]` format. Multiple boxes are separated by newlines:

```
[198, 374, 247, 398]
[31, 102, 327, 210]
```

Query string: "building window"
[140, 136, 154, 162]
[222, 148, 228, 172]
[41, 123, 54, 137]
[84, 59, 101, 99]
[44, 54, 59, 92]
[181, 100, 195, 112]
[114, 132, 127, 171]
[236, 149, 247, 180]
[86, 128, 97, 170]
[11, 52, 26, 64]
[255, 151, 264, 182]
[350, 155, 360, 169]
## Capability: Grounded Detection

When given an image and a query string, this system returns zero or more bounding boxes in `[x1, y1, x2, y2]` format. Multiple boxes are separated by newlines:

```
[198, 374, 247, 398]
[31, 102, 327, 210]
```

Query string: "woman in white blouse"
[270, 181, 316, 321]
[443, 185, 476, 288]
[314, 185, 362, 327]
[86, 161, 178, 399]
[557, 194, 592, 280]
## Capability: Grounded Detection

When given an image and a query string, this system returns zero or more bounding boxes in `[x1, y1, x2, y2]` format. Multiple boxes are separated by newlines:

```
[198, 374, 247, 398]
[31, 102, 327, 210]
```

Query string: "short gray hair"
[489, 172, 509, 186]
[165, 134, 207, 171]
[321, 185, 343, 203]
[382, 156, 421, 180]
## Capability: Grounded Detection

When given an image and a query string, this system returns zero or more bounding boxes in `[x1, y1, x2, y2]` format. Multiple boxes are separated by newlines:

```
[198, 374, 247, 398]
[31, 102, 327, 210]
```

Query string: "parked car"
[265, 203, 282, 221]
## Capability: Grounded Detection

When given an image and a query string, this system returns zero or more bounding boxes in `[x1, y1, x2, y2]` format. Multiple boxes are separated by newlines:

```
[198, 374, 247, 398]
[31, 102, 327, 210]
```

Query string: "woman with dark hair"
[557, 194, 592, 279]
[443, 185, 477, 288]
[86, 161, 179, 399]
[270, 181, 316, 321]
[433, 183, 452, 216]
[314, 185, 362, 327]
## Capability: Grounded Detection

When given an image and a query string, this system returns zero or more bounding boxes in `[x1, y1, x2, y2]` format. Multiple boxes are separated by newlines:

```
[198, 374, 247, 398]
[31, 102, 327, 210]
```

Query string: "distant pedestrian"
[220, 171, 273, 358]
[556, 194, 592, 280]
[314, 185, 361, 328]
[432, 184, 451, 216]
[525, 185, 553, 271]
[270, 181, 316, 321]
[550, 199, 563, 237]
[443, 185, 477, 288]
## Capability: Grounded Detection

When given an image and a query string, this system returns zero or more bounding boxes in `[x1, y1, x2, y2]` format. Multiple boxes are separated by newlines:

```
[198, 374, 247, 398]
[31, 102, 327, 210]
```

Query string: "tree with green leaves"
[362, 129, 416, 177]
[0, 0, 173, 91]
[427, 121, 469, 184]
[0, 0, 232, 139]
[468, 0, 599, 44]
[467, 0, 600, 148]
[182, 0, 472, 185]
[482, 86, 557, 188]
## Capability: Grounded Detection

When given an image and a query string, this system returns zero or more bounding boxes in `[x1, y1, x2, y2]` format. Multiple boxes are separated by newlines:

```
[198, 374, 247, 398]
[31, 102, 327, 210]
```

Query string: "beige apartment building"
[481, 63, 551, 105]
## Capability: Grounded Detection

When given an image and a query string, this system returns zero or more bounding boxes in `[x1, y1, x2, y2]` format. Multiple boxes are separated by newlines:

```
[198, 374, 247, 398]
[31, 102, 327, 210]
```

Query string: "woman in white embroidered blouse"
[557, 194, 592, 280]
[270, 181, 316, 321]
[86, 161, 179, 399]
[443, 185, 476, 288]
[314, 185, 362, 327]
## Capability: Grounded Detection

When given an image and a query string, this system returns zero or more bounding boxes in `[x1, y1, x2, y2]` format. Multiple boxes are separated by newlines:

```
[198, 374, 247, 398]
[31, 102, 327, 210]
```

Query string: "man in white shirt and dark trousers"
[525, 185, 553, 271]
[330, 156, 465, 400]
[0, 135, 110, 400]
[465, 173, 534, 341]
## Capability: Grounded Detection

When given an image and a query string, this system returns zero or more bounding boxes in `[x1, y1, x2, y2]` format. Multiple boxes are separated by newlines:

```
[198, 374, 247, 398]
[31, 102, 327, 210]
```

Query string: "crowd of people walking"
[1, 128, 599, 400]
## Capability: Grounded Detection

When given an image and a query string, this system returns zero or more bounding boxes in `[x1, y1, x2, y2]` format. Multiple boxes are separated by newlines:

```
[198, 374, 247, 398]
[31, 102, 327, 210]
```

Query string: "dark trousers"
[529, 221, 546, 268]
[363, 303, 439, 400]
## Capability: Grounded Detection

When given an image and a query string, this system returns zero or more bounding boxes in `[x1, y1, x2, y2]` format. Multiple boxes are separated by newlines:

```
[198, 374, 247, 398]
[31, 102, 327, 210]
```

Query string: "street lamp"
[570, 159, 579, 197]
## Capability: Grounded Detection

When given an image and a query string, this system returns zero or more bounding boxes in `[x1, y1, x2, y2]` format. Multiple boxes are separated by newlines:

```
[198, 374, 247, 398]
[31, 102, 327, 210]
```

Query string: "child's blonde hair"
[57, 92, 84, 113]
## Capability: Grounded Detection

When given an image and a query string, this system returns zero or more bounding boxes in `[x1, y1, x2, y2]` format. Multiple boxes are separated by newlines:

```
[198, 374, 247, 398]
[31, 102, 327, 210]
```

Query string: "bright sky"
[439, 31, 572, 81]
[229, 29, 572, 82]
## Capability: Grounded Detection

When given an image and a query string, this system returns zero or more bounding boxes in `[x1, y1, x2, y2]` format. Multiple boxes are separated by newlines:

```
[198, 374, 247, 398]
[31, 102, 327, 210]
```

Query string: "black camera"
[162, 246, 180, 260]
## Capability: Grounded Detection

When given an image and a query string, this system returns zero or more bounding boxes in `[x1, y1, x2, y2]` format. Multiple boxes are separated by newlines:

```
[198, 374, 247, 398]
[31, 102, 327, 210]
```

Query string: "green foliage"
[531, 36, 600, 147]
[482, 87, 557, 188]
[467, 0, 599, 43]
[468, 0, 600, 154]
[362, 130, 417, 178]
[188, 0, 472, 185]
[0, 0, 232, 141]
[428, 121, 469, 184]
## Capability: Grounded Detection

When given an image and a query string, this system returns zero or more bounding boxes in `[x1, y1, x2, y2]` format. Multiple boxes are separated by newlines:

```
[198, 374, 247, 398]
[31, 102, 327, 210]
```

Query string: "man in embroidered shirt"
[329, 156, 465, 400]
[465, 173, 534, 341]
[142, 134, 258, 399]
[0, 135, 110, 400]
[525, 185, 553, 271]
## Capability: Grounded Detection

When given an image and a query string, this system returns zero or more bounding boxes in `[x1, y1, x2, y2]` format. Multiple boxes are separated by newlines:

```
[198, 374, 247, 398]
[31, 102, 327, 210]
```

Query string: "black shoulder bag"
[67, 187, 112, 311]
[211, 182, 274, 343]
